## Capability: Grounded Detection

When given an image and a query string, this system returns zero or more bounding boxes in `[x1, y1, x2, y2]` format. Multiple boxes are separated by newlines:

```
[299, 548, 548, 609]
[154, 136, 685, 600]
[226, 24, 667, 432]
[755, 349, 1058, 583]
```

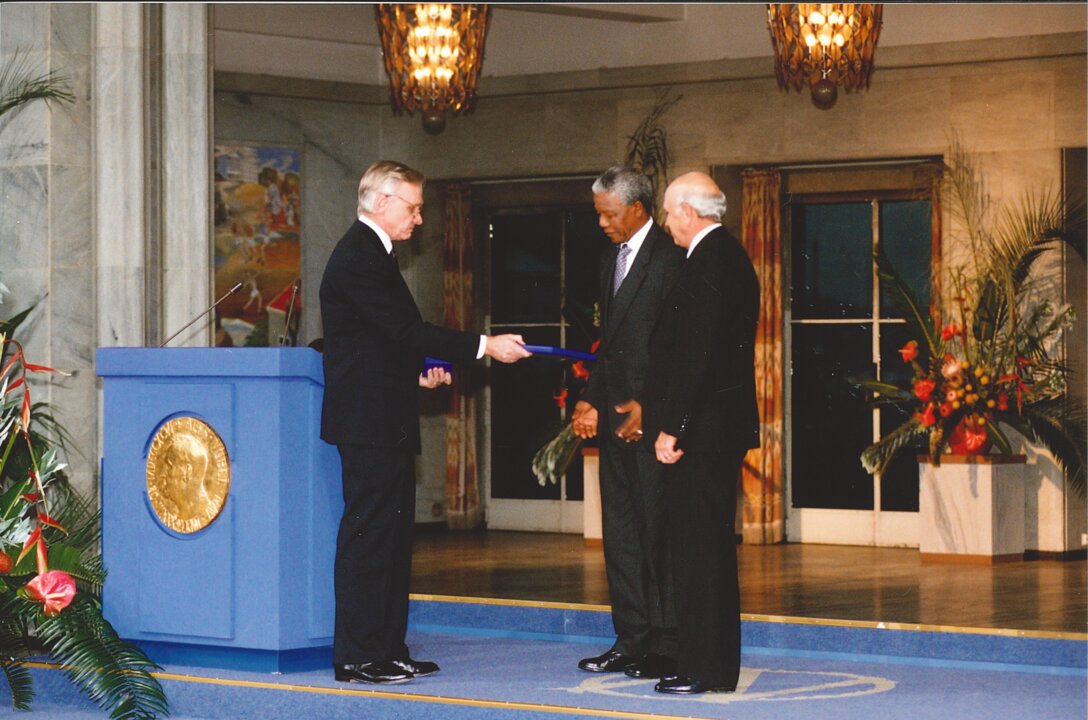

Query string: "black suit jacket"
[643, 226, 760, 453]
[319, 219, 479, 451]
[583, 224, 684, 437]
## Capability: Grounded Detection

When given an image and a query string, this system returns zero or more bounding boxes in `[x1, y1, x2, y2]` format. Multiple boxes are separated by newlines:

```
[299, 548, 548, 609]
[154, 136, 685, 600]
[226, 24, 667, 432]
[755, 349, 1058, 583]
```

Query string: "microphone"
[277, 279, 301, 347]
[160, 282, 243, 347]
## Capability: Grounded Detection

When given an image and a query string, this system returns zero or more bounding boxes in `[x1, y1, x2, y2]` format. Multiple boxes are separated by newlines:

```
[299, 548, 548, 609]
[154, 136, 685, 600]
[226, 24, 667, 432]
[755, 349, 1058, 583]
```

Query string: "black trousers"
[333, 443, 416, 665]
[600, 437, 677, 658]
[665, 449, 743, 688]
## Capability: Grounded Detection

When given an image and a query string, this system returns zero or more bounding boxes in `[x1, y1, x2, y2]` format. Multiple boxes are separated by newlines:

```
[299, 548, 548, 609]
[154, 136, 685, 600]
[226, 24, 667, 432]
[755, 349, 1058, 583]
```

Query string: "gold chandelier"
[767, 3, 882, 110]
[375, 4, 492, 134]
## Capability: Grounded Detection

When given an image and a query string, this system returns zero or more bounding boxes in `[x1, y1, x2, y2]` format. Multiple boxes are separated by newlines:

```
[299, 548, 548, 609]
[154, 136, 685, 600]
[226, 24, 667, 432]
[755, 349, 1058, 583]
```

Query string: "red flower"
[899, 340, 918, 363]
[25, 570, 77, 617]
[0, 551, 11, 574]
[913, 378, 936, 402]
[589, 339, 601, 354]
[940, 324, 962, 341]
[571, 361, 589, 380]
[938, 402, 953, 418]
[553, 387, 568, 408]
[915, 403, 937, 427]
[961, 425, 989, 451]
[998, 393, 1009, 411]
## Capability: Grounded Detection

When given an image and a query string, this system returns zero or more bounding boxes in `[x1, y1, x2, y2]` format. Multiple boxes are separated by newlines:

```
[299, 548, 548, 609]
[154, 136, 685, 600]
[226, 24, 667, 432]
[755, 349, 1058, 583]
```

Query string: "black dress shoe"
[654, 675, 735, 694]
[624, 653, 677, 679]
[578, 649, 640, 673]
[392, 658, 439, 677]
[334, 661, 413, 684]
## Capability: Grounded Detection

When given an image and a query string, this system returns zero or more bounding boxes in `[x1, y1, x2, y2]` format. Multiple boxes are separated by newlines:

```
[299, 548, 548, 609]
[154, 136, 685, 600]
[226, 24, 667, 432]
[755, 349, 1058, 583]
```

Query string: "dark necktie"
[613, 243, 631, 297]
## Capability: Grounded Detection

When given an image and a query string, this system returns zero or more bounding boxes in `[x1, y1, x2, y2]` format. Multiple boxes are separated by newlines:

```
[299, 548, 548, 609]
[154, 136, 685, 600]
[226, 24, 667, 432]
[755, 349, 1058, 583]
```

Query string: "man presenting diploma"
[320, 160, 529, 685]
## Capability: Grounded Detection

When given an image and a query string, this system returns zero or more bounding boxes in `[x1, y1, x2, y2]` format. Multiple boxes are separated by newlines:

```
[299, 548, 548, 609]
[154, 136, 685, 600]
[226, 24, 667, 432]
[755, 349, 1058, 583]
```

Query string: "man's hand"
[614, 399, 643, 442]
[419, 366, 452, 389]
[571, 400, 598, 439]
[485, 334, 532, 363]
[655, 431, 684, 464]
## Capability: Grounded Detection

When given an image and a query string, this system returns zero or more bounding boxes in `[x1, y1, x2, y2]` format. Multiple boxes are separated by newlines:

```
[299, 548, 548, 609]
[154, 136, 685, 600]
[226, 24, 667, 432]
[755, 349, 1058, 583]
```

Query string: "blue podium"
[96, 348, 343, 672]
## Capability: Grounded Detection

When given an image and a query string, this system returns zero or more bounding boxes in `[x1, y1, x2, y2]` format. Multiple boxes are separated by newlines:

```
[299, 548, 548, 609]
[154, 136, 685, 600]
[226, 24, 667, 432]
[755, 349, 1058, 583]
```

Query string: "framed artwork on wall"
[213, 143, 302, 347]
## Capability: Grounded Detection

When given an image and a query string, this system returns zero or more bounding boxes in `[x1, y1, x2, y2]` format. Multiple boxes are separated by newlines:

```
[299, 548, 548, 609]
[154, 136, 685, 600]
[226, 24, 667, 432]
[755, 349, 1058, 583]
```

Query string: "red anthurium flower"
[0, 551, 12, 574]
[553, 387, 568, 408]
[961, 425, 989, 451]
[25, 570, 77, 617]
[899, 340, 918, 363]
[571, 361, 589, 380]
[913, 378, 936, 402]
[940, 324, 962, 341]
[915, 403, 937, 427]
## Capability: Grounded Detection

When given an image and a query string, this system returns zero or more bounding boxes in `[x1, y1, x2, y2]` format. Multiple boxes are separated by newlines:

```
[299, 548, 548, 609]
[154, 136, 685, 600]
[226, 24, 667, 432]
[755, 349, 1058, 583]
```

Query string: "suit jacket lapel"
[607, 230, 658, 332]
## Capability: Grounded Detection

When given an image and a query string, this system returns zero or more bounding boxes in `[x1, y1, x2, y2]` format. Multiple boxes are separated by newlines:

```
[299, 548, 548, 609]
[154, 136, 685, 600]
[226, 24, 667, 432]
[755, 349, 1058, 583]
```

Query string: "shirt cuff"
[477, 335, 487, 359]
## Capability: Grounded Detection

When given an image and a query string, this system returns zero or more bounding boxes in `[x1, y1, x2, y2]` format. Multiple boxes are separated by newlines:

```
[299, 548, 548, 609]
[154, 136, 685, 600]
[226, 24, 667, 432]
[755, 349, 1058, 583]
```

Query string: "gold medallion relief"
[146, 417, 230, 533]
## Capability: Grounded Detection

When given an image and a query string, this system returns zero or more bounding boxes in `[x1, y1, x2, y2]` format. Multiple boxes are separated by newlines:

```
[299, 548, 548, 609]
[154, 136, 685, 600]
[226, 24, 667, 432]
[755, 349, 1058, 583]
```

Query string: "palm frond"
[0, 51, 74, 120]
[875, 242, 938, 358]
[861, 419, 928, 475]
[1018, 400, 1086, 498]
[32, 595, 168, 720]
[531, 423, 582, 487]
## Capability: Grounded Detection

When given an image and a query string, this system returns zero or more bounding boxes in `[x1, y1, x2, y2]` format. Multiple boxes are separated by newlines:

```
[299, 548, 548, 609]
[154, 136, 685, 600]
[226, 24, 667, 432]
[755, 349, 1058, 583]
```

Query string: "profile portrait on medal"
[146, 417, 230, 533]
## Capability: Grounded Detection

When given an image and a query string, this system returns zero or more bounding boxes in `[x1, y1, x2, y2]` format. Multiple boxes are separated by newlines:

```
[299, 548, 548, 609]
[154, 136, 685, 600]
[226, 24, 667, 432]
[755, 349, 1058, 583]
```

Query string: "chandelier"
[767, 3, 882, 110]
[375, 4, 492, 134]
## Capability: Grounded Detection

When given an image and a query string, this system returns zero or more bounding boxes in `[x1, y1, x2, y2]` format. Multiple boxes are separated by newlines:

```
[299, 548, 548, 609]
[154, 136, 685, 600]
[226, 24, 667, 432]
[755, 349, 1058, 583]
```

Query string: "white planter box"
[918, 455, 1027, 563]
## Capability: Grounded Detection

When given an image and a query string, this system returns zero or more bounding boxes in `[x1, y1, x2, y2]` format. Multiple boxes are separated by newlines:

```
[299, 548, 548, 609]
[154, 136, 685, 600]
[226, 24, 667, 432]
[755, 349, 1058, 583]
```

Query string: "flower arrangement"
[0, 294, 167, 718]
[855, 143, 1085, 496]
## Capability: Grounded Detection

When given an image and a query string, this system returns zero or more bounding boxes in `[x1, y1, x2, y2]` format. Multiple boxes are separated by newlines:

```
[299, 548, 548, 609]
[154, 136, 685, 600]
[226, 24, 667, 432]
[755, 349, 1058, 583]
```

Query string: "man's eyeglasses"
[384, 193, 423, 217]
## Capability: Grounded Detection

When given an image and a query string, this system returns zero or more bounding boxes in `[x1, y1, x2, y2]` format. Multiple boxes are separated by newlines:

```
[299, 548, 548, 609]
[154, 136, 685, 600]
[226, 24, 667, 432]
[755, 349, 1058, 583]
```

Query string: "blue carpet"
[0, 599, 1084, 719]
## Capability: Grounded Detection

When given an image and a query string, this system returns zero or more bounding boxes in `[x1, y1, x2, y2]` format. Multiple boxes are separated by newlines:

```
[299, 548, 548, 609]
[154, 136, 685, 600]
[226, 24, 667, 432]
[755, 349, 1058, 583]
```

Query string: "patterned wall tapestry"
[213, 144, 302, 347]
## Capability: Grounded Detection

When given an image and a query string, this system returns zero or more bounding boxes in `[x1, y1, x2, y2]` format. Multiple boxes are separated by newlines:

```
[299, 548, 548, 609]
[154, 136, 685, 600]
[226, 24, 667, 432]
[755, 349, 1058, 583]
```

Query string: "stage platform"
[2, 531, 1085, 718]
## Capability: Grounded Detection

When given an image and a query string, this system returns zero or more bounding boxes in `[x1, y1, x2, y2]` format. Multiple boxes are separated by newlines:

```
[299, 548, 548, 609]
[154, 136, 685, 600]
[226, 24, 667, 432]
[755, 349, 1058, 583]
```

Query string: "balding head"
[662, 172, 726, 248]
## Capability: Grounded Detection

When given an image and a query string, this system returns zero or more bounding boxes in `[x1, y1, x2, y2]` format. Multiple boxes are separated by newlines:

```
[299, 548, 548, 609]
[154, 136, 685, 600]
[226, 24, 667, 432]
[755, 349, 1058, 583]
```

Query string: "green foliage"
[855, 143, 1086, 497]
[0, 50, 75, 121]
[624, 87, 682, 219]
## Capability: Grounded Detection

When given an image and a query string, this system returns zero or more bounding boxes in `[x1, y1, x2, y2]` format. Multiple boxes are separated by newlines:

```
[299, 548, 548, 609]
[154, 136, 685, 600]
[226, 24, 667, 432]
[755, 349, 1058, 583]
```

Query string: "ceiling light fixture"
[767, 3, 882, 110]
[375, 4, 492, 134]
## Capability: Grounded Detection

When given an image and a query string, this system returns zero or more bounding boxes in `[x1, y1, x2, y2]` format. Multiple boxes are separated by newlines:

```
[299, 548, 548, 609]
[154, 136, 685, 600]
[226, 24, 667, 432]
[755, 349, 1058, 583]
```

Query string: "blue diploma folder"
[523, 345, 596, 362]
[424, 357, 454, 373]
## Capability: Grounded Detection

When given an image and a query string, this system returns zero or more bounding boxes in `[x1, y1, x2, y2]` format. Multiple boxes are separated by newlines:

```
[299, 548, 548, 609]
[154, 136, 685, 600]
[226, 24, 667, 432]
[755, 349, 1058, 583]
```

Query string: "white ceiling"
[212, 3, 1088, 86]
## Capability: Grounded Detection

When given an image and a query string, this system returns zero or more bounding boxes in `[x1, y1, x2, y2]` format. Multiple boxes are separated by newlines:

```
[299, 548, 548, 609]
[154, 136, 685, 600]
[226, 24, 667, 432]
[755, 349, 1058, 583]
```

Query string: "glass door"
[485, 206, 607, 532]
[786, 195, 934, 546]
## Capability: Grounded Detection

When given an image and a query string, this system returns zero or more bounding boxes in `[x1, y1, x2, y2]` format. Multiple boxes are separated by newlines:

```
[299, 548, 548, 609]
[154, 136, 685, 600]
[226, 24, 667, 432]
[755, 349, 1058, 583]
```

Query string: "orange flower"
[899, 340, 918, 362]
[0, 551, 12, 574]
[571, 361, 589, 380]
[553, 387, 568, 408]
[940, 324, 962, 341]
[25, 570, 77, 617]
[913, 378, 936, 402]
[915, 403, 937, 427]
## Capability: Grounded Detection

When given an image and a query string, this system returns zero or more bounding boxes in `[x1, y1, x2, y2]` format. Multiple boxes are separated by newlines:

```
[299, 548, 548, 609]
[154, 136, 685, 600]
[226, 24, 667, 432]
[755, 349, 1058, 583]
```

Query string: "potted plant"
[852, 143, 1085, 559]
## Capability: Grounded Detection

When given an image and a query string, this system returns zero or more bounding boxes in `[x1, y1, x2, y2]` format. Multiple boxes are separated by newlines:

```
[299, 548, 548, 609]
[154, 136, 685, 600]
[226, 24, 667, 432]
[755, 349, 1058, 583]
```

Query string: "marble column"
[160, 3, 211, 347]
[95, 2, 146, 347]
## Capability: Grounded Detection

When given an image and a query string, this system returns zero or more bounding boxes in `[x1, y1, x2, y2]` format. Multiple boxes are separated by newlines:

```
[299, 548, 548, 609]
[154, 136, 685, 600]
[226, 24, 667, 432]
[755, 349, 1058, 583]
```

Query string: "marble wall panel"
[96, 267, 146, 347]
[949, 69, 1056, 152]
[1052, 57, 1088, 148]
[0, 165, 49, 270]
[0, 102, 50, 168]
[0, 3, 47, 48]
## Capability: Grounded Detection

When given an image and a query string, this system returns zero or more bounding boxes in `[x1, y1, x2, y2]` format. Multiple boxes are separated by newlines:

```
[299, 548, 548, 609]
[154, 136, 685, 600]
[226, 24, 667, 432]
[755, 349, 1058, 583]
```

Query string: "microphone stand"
[161, 282, 243, 348]
[277, 279, 301, 346]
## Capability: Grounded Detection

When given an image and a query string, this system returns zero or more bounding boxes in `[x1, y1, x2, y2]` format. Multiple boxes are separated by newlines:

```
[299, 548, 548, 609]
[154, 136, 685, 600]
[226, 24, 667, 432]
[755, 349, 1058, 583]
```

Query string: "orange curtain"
[443, 184, 480, 529]
[740, 169, 784, 544]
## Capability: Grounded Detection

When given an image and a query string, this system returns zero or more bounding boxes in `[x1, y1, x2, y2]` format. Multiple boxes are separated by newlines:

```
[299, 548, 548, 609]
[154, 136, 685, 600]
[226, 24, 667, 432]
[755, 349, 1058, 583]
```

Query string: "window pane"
[791, 203, 873, 319]
[490, 327, 564, 500]
[791, 323, 874, 509]
[563, 209, 609, 351]
[879, 322, 920, 511]
[490, 213, 561, 324]
[879, 200, 932, 316]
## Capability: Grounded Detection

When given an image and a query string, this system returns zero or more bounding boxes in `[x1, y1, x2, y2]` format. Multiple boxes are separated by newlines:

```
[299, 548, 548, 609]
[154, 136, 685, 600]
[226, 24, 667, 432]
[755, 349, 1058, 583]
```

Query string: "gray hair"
[592, 165, 654, 215]
[676, 186, 726, 221]
[358, 160, 425, 215]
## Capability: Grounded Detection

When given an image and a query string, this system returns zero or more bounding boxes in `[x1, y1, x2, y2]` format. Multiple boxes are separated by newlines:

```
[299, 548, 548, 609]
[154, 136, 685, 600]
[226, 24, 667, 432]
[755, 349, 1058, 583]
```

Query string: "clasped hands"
[571, 399, 644, 443]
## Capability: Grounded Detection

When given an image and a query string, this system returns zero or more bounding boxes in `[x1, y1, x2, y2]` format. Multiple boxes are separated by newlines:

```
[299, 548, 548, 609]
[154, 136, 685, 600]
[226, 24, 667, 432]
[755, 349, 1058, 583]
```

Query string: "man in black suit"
[319, 160, 530, 685]
[572, 166, 684, 681]
[642, 172, 760, 695]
